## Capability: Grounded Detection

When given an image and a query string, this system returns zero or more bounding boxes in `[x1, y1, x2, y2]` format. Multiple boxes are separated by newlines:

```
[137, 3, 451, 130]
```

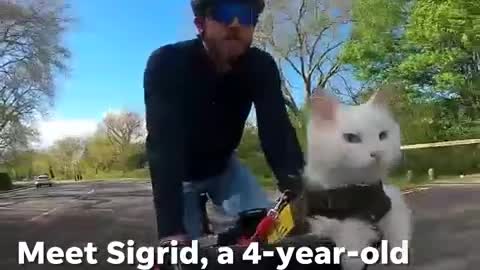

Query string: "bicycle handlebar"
[159, 191, 346, 270]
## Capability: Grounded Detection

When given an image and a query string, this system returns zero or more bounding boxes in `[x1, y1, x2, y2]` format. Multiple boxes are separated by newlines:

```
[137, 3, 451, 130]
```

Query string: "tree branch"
[294, 0, 307, 81]
[317, 58, 341, 88]
[284, 56, 304, 79]
[309, 41, 344, 78]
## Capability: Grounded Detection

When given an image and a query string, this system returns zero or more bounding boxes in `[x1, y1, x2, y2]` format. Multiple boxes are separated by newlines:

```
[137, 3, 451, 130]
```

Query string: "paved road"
[0, 182, 478, 269]
[0, 182, 158, 270]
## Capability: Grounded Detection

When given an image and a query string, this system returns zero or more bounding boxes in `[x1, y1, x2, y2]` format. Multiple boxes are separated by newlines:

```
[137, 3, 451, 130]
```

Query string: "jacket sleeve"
[251, 51, 305, 193]
[143, 46, 188, 239]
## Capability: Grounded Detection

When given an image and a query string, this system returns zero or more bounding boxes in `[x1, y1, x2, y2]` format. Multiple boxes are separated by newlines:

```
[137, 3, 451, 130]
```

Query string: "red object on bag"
[236, 191, 293, 246]
[236, 215, 276, 246]
[250, 215, 276, 241]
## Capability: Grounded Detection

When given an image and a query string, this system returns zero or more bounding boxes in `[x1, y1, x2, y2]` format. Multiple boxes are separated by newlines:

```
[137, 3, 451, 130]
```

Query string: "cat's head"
[305, 88, 402, 183]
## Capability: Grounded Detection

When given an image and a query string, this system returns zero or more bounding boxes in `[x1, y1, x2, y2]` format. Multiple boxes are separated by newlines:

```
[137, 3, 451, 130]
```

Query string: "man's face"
[197, 3, 258, 63]
[203, 18, 254, 61]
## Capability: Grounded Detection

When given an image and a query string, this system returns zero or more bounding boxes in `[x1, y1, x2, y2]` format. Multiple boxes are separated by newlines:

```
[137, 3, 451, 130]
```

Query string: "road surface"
[0, 181, 479, 269]
[372, 184, 480, 270]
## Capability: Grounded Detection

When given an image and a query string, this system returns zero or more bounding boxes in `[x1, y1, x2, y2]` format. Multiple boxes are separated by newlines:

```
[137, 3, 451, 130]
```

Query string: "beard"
[204, 30, 251, 64]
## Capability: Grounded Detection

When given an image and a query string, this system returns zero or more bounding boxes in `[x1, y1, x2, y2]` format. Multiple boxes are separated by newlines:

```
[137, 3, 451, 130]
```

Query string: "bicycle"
[157, 191, 346, 270]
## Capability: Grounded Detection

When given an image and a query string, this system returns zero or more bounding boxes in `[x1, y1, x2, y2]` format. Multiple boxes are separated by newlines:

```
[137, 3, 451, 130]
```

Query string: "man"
[143, 0, 305, 245]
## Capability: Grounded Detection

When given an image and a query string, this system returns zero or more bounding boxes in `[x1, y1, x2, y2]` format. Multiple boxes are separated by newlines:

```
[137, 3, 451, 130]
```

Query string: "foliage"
[82, 135, 117, 173]
[341, 0, 480, 143]
[48, 136, 84, 179]
[99, 111, 145, 154]
[3, 0, 479, 183]
[2, 109, 148, 180]
[0, 172, 12, 190]
[0, 0, 73, 158]
[397, 144, 480, 178]
[237, 120, 274, 180]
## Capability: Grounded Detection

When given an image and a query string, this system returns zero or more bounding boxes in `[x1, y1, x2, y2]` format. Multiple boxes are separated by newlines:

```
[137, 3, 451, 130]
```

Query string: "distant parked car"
[34, 174, 52, 188]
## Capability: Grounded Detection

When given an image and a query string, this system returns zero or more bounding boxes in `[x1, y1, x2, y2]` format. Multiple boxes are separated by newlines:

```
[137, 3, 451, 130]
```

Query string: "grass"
[20, 167, 464, 190]
[83, 168, 150, 179]
[388, 175, 422, 190]
[258, 174, 432, 191]
[42, 169, 151, 182]
[49, 179, 150, 185]
[0, 182, 32, 192]
[258, 176, 276, 190]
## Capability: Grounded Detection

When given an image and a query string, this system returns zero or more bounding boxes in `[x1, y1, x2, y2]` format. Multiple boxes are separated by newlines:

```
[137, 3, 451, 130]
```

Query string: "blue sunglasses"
[209, 3, 259, 26]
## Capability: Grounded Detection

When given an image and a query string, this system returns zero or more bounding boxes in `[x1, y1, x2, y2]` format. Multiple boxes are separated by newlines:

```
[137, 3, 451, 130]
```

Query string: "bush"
[78, 168, 150, 180]
[0, 172, 13, 190]
[123, 168, 150, 179]
[394, 144, 480, 178]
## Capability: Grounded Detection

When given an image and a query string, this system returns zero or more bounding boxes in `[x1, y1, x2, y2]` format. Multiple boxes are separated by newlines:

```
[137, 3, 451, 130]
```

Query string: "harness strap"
[305, 181, 392, 224]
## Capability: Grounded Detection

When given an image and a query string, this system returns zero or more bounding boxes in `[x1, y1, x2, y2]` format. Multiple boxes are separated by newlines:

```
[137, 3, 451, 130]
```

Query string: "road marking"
[403, 187, 431, 194]
[29, 207, 60, 222]
[94, 209, 114, 212]
[28, 188, 98, 222]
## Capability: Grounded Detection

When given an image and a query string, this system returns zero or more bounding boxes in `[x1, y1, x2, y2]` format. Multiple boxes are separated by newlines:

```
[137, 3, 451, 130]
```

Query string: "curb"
[51, 178, 150, 184]
[425, 181, 480, 186]
[402, 186, 430, 194]
[400, 181, 480, 194]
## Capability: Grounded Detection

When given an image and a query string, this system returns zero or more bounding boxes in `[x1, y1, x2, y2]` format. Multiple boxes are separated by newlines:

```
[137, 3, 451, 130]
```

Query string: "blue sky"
[39, 1, 198, 146]
[39, 0, 353, 147]
[54, 0, 196, 120]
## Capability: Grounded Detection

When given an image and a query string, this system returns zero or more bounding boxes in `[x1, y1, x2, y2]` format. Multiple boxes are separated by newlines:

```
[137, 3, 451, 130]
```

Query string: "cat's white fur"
[303, 90, 413, 270]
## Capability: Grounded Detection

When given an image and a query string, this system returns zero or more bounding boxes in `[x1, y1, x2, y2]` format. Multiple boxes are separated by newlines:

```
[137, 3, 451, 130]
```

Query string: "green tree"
[112, 143, 146, 173]
[49, 137, 84, 179]
[82, 134, 117, 175]
[341, 0, 480, 141]
[0, 1, 73, 159]
[3, 150, 35, 180]
[99, 111, 145, 154]
[31, 151, 51, 176]
[237, 120, 273, 181]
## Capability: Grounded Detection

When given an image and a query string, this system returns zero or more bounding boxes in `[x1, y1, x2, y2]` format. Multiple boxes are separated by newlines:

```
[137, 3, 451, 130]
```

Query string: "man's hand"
[279, 177, 308, 236]
[278, 174, 304, 200]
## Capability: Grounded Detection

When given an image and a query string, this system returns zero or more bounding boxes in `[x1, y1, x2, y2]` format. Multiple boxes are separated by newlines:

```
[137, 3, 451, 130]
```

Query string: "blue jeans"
[182, 154, 273, 239]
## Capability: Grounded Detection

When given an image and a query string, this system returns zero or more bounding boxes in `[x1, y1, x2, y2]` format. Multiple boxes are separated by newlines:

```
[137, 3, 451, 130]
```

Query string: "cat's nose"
[370, 151, 381, 158]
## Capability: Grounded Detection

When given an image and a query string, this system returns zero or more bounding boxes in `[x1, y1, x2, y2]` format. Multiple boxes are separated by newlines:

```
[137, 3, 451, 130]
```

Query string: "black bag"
[217, 208, 267, 246]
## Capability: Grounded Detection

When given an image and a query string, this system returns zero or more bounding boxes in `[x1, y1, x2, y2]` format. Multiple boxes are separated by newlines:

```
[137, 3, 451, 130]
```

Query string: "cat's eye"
[343, 133, 362, 143]
[379, 131, 388, 140]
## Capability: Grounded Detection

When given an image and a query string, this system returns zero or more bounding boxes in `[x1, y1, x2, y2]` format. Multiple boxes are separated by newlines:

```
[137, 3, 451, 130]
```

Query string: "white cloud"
[102, 107, 123, 118]
[33, 119, 99, 149]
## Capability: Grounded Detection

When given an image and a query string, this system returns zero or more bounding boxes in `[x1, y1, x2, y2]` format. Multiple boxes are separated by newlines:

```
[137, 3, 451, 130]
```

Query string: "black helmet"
[191, 0, 265, 17]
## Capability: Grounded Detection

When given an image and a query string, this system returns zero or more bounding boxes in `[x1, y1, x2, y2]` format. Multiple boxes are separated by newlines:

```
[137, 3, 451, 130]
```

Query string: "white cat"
[302, 89, 413, 270]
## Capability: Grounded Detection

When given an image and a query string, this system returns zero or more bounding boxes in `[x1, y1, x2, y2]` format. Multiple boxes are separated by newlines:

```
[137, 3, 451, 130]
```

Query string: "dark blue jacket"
[143, 37, 305, 239]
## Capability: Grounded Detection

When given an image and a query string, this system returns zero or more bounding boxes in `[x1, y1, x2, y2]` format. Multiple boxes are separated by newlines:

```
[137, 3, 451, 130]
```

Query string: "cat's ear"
[310, 88, 338, 122]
